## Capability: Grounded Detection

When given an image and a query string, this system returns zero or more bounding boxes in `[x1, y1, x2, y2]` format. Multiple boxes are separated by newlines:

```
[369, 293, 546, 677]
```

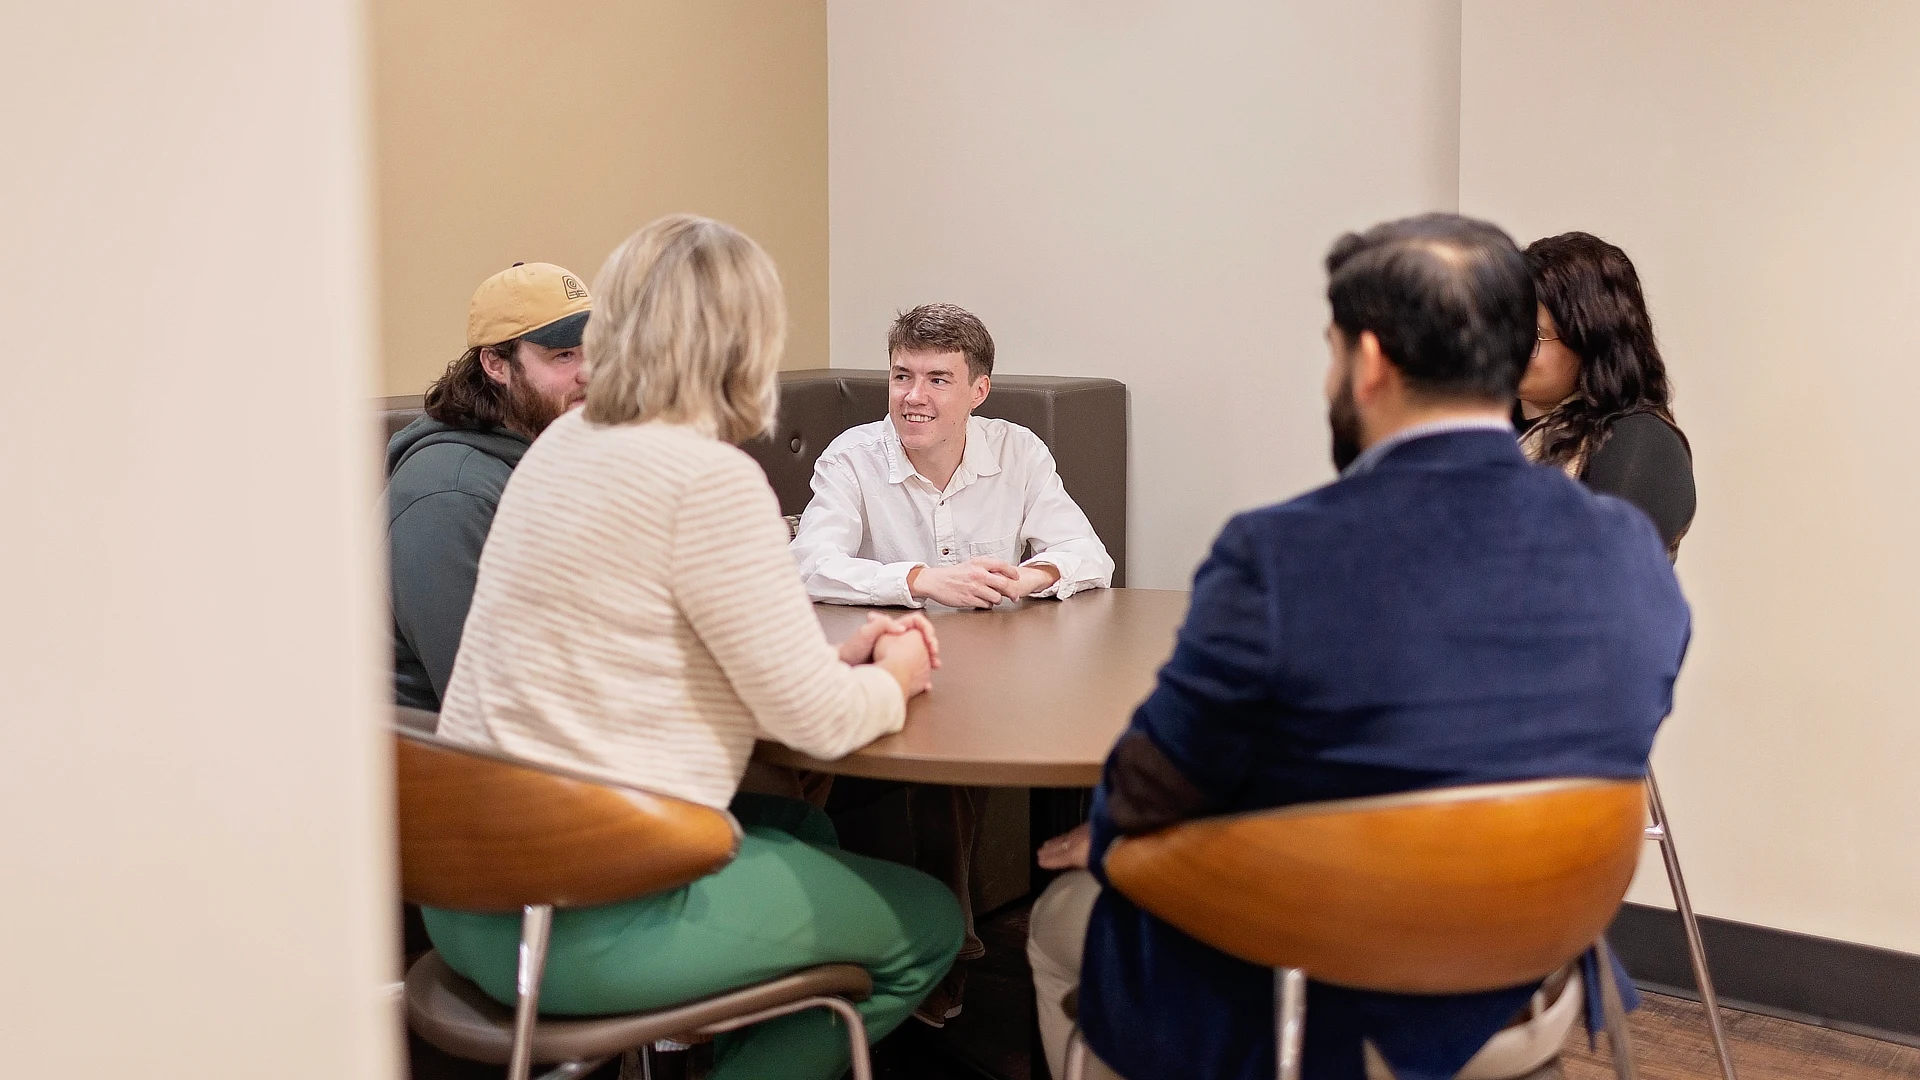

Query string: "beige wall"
[3, 4, 395, 1077]
[829, 2, 1466, 588]
[1463, 1, 1920, 953]
[829, 1, 1463, 588]
[374, 0, 829, 396]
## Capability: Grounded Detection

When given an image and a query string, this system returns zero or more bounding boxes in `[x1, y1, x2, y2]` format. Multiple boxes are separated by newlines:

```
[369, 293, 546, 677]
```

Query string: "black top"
[1517, 409, 1696, 551]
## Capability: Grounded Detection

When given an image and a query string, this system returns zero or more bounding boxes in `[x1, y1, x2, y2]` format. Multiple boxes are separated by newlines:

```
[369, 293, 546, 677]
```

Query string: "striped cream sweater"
[436, 410, 905, 810]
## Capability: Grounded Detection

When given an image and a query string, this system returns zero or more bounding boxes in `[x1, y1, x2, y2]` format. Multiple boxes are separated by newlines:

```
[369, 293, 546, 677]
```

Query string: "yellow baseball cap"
[466, 262, 592, 348]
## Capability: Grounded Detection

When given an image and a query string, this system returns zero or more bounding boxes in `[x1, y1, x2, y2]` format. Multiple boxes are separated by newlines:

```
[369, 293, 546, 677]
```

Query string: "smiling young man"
[385, 262, 590, 712]
[789, 303, 1114, 1023]
[791, 303, 1113, 609]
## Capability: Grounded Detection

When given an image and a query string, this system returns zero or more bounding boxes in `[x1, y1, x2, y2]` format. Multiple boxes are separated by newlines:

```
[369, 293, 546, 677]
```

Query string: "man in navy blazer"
[1026, 214, 1690, 1080]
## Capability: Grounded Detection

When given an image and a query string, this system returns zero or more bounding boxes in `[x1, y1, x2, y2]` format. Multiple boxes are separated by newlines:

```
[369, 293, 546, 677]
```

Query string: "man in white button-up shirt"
[791, 305, 1114, 609]
[789, 303, 1114, 1025]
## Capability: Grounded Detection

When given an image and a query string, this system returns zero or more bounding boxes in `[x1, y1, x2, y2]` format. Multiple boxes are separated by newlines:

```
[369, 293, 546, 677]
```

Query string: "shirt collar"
[1340, 416, 1516, 479]
[884, 414, 1002, 490]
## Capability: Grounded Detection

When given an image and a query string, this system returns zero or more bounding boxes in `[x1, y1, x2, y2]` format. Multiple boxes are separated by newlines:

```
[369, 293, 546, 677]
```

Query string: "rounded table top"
[754, 588, 1189, 787]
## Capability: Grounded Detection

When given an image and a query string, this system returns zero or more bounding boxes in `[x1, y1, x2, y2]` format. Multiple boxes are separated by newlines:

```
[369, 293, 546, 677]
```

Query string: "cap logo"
[562, 275, 588, 300]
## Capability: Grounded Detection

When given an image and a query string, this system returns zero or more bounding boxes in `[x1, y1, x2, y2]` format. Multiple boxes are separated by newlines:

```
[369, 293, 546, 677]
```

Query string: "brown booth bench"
[380, 367, 1129, 585]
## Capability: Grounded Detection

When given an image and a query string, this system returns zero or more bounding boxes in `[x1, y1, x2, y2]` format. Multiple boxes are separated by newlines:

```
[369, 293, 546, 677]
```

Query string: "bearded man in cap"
[385, 262, 591, 711]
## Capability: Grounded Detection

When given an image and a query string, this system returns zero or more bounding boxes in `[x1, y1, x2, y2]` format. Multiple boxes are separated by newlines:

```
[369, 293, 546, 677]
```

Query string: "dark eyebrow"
[891, 364, 957, 379]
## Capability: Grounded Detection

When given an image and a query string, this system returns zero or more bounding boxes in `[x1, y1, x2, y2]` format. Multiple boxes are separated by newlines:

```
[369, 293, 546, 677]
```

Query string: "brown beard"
[1329, 373, 1363, 472]
[501, 372, 571, 438]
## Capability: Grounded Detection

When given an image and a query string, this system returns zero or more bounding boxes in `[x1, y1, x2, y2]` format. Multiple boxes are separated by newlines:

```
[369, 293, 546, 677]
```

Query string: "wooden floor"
[890, 904, 1920, 1080]
[407, 902, 1920, 1080]
[1554, 993, 1920, 1080]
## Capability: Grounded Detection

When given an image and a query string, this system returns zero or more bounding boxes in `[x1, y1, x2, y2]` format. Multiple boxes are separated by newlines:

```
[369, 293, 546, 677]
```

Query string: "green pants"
[423, 794, 963, 1080]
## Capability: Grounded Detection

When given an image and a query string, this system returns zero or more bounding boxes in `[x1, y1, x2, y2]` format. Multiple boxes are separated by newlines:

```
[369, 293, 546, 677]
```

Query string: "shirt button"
[941, 547, 950, 555]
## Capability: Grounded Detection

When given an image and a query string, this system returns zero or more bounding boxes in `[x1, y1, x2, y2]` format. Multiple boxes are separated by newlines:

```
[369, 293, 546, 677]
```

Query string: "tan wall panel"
[1463, 0, 1920, 953]
[373, 0, 828, 395]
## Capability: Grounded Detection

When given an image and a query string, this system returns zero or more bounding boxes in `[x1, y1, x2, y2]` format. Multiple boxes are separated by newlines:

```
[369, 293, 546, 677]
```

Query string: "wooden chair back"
[1104, 777, 1644, 994]
[395, 726, 740, 913]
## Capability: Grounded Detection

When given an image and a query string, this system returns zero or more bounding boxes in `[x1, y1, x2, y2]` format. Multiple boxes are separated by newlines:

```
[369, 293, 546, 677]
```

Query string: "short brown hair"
[888, 303, 994, 381]
[423, 338, 522, 430]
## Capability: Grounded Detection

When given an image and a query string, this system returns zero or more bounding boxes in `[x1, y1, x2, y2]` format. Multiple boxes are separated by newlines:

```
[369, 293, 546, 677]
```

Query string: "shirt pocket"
[967, 534, 1020, 564]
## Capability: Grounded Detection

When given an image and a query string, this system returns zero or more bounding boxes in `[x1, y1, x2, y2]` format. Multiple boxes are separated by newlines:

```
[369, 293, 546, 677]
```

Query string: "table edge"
[753, 741, 1102, 788]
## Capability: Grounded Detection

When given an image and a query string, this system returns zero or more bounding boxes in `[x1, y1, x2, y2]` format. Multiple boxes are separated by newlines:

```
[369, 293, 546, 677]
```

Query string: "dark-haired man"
[386, 262, 590, 711]
[1027, 215, 1690, 1080]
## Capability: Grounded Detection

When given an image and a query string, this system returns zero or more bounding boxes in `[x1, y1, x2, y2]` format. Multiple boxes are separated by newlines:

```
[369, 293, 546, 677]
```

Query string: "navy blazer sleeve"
[1089, 515, 1273, 884]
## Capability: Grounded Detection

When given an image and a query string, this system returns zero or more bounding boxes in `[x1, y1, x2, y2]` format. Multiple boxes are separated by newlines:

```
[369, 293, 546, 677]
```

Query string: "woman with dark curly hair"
[1519, 232, 1696, 554]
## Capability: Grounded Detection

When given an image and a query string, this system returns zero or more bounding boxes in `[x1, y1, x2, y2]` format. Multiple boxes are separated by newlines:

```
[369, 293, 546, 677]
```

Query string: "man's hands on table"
[1037, 822, 1091, 871]
[838, 611, 940, 699]
[907, 558, 1063, 608]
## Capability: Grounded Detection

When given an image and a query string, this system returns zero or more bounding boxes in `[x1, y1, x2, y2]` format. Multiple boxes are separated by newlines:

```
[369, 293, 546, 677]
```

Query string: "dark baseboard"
[1608, 901, 1920, 1048]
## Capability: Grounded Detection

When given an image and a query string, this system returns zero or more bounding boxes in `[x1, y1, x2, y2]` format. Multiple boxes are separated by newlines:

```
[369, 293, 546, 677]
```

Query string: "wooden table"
[754, 588, 1190, 787]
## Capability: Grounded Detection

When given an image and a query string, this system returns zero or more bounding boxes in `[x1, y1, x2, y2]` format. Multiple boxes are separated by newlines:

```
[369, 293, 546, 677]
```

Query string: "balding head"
[1324, 214, 1535, 403]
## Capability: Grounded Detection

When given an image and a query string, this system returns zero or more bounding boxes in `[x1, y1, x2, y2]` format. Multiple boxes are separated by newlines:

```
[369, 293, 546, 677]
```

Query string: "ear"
[478, 346, 513, 387]
[970, 373, 991, 410]
[1350, 331, 1396, 405]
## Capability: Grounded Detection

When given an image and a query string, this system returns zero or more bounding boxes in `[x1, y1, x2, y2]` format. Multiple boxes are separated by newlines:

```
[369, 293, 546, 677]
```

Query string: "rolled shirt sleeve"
[790, 455, 926, 607]
[1016, 441, 1114, 599]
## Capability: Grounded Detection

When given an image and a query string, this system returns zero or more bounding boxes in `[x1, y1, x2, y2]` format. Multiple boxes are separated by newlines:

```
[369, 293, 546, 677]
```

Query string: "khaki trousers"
[1027, 871, 1124, 1080]
[1026, 872, 1571, 1080]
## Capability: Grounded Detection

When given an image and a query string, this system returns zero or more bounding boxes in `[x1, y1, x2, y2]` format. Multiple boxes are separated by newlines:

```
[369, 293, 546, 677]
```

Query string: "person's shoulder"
[974, 416, 1055, 465]
[591, 417, 757, 470]
[1611, 410, 1686, 439]
[975, 415, 1043, 446]
[1210, 487, 1344, 555]
[638, 424, 774, 493]
[817, 418, 892, 461]
[389, 440, 512, 502]
[1601, 411, 1691, 462]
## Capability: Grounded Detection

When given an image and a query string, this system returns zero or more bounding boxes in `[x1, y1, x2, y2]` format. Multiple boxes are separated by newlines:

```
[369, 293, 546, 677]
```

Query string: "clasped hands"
[907, 557, 1061, 609]
[837, 610, 941, 695]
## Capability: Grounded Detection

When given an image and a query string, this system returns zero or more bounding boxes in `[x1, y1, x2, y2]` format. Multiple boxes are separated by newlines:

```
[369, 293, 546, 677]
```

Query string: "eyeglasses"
[1531, 329, 1560, 358]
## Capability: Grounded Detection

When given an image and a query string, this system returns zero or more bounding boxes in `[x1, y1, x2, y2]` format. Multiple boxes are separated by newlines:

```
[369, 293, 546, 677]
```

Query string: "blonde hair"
[582, 214, 786, 442]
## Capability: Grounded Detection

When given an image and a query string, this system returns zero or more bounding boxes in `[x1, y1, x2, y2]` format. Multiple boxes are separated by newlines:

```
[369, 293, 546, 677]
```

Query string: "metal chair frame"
[1064, 936, 1637, 1080]
[1060, 779, 1648, 1080]
[500, 901, 874, 1080]
[1059, 772, 1740, 1080]
[395, 723, 874, 1080]
[1644, 768, 1738, 1080]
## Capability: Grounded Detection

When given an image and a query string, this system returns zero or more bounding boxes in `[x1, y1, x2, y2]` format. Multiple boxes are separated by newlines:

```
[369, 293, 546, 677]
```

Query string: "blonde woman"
[426, 215, 962, 1080]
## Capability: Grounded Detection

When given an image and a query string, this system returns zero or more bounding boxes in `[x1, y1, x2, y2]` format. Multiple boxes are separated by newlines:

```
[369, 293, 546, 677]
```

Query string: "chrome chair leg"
[616, 1048, 650, 1080]
[1063, 1027, 1090, 1080]
[1594, 937, 1639, 1080]
[827, 996, 874, 1080]
[1645, 771, 1738, 1080]
[692, 994, 872, 1080]
[1275, 967, 1307, 1080]
[509, 904, 555, 1080]
[532, 1062, 608, 1080]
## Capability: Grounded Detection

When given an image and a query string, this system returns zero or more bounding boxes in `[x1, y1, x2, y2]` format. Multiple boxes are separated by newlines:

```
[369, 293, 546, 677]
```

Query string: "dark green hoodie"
[384, 415, 530, 711]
